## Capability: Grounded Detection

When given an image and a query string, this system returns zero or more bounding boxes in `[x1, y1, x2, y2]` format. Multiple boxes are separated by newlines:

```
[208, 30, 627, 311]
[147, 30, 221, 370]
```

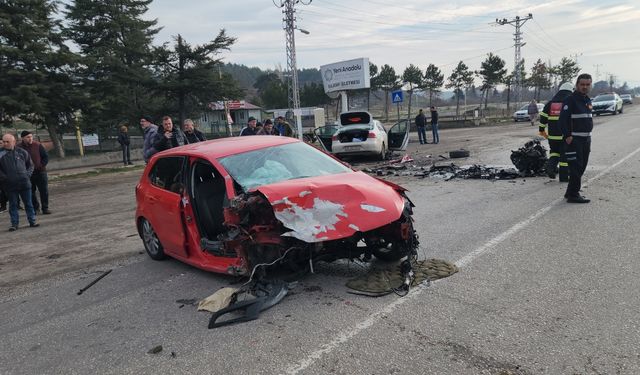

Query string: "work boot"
[42, 209, 52, 215]
[8, 225, 18, 231]
[29, 222, 40, 228]
[567, 195, 590, 203]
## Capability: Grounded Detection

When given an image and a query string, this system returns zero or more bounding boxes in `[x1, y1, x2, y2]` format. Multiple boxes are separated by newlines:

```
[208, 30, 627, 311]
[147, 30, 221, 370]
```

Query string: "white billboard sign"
[321, 58, 370, 93]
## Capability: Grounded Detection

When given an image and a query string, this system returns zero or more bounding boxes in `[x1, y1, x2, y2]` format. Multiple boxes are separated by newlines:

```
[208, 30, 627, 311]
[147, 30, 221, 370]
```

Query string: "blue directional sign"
[391, 90, 403, 103]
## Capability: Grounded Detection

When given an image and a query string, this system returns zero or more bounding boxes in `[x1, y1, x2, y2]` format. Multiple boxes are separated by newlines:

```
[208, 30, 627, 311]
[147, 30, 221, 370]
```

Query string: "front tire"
[140, 218, 167, 260]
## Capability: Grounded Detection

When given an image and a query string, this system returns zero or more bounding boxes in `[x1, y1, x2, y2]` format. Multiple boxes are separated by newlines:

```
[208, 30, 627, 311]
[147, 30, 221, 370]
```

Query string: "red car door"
[146, 156, 188, 258]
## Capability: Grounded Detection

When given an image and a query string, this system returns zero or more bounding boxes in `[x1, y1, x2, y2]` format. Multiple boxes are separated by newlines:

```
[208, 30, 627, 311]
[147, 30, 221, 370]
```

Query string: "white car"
[513, 103, 544, 122]
[314, 111, 409, 160]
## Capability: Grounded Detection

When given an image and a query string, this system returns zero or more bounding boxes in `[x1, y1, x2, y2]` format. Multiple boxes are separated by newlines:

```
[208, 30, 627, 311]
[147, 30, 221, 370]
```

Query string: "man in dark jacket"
[0, 133, 38, 231]
[153, 116, 187, 152]
[240, 117, 258, 136]
[183, 119, 206, 143]
[117, 126, 132, 166]
[430, 106, 440, 144]
[559, 73, 593, 203]
[19, 131, 51, 214]
[140, 116, 158, 163]
[414, 109, 428, 144]
[0, 137, 5, 213]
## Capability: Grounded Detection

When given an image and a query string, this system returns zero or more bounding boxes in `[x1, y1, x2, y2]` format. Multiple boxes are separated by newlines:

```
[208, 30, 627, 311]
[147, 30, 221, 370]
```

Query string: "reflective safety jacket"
[539, 90, 572, 141]
[559, 91, 593, 138]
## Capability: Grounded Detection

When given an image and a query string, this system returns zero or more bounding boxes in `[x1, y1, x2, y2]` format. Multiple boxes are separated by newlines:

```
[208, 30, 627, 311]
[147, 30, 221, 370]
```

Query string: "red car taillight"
[367, 132, 376, 138]
[331, 135, 338, 141]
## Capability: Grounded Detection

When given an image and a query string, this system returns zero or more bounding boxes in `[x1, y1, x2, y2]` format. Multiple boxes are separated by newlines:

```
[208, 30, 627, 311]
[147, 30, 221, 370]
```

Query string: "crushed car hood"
[255, 172, 406, 243]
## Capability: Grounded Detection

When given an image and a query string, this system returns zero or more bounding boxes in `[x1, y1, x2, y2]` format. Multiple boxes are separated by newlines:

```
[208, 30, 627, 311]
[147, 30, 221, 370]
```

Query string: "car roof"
[154, 136, 300, 160]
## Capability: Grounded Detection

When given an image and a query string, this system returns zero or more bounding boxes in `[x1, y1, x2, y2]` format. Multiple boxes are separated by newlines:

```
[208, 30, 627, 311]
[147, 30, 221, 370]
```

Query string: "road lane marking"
[284, 143, 640, 375]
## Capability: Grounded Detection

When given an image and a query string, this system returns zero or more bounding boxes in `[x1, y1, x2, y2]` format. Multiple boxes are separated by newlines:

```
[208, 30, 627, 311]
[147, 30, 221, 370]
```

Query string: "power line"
[495, 13, 533, 104]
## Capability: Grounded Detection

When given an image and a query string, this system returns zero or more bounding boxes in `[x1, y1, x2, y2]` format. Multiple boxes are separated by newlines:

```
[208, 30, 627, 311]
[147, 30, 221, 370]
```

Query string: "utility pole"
[496, 13, 533, 106]
[593, 64, 602, 81]
[274, 0, 311, 140]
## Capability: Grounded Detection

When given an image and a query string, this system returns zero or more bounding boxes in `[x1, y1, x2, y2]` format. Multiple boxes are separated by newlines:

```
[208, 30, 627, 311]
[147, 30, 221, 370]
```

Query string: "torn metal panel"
[256, 172, 405, 242]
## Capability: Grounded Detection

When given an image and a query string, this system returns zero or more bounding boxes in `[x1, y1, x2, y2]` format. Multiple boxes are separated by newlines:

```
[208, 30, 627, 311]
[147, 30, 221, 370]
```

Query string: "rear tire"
[140, 218, 167, 260]
[378, 143, 387, 161]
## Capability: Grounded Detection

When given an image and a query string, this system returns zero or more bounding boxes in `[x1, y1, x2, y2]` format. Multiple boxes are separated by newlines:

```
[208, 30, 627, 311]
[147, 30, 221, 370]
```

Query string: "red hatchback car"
[135, 136, 418, 277]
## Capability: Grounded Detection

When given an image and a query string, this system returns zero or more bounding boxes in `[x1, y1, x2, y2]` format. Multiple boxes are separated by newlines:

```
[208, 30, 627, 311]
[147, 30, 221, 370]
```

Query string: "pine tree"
[551, 57, 580, 85]
[445, 61, 474, 117]
[528, 59, 552, 101]
[377, 64, 400, 121]
[155, 32, 242, 124]
[402, 64, 422, 121]
[65, 0, 161, 132]
[0, 0, 79, 157]
[478, 53, 507, 109]
[422, 64, 444, 107]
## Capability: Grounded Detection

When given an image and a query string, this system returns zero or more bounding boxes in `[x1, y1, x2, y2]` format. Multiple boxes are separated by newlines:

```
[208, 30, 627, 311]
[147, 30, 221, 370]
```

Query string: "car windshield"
[594, 95, 614, 101]
[621, 94, 631, 98]
[219, 142, 352, 190]
[519, 104, 529, 111]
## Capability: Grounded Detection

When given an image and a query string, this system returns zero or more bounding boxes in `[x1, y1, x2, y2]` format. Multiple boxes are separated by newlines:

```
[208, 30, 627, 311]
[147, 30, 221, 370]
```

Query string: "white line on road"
[284, 143, 640, 375]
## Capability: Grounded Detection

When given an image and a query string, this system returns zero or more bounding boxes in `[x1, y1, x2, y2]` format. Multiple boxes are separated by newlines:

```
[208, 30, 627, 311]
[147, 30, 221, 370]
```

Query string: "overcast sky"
[146, 0, 640, 87]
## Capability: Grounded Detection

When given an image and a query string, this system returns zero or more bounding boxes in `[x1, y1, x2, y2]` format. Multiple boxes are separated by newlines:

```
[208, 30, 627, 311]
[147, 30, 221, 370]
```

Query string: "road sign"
[392, 90, 403, 103]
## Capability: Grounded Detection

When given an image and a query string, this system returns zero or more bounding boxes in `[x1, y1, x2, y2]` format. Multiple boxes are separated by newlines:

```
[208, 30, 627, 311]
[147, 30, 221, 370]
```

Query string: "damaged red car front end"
[136, 137, 418, 278]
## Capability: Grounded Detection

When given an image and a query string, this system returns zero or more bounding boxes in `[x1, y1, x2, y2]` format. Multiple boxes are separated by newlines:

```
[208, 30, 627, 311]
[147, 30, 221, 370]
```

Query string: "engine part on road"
[76, 269, 112, 295]
[510, 140, 548, 176]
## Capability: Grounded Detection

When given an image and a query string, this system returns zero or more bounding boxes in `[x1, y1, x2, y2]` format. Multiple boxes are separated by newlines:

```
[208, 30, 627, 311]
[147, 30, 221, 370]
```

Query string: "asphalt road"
[1, 107, 639, 374]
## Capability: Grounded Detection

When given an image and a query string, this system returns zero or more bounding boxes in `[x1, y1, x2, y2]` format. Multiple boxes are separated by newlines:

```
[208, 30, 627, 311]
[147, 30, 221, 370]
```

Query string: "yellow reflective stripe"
[559, 162, 569, 167]
[540, 112, 549, 118]
[550, 152, 561, 157]
[548, 135, 563, 140]
[539, 124, 547, 128]
[548, 116, 559, 120]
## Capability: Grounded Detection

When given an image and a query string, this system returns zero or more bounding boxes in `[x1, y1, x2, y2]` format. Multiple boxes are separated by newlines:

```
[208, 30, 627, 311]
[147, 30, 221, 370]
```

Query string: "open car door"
[388, 119, 410, 151]
[313, 125, 339, 153]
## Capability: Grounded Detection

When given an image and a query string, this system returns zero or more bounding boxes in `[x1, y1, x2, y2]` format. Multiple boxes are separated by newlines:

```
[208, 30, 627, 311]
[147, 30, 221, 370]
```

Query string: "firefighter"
[559, 73, 593, 204]
[539, 82, 574, 182]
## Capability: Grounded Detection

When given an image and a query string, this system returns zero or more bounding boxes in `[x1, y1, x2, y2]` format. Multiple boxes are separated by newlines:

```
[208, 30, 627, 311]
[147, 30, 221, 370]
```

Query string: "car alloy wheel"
[141, 218, 167, 260]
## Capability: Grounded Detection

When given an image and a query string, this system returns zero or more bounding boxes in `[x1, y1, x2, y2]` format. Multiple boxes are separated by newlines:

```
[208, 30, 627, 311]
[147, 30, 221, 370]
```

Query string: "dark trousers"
[417, 126, 428, 144]
[431, 123, 439, 144]
[31, 172, 49, 211]
[0, 188, 7, 209]
[547, 139, 569, 181]
[8, 189, 36, 227]
[122, 145, 131, 165]
[565, 136, 591, 197]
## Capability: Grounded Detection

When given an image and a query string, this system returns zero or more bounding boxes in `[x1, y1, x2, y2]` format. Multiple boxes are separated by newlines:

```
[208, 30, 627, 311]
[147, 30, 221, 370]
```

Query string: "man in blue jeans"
[0, 133, 38, 231]
[430, 106, 440, 144]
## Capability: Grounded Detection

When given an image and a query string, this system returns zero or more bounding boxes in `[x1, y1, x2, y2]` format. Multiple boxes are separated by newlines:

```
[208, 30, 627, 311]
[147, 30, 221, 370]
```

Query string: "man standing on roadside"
[0, 134, 39, 231]
[19, 131, 51, 214]
[559, 73, 593, 204]
[275, 116, 293, 137]
[183, 119, 206, 143]
[140, 116, 158, 163]
[414, 109, 428, 145]
[153, 116, 187, 151]
[239, 116, 258, 136]
[528, 99, 539, 126]
[430, 106, 440, 144]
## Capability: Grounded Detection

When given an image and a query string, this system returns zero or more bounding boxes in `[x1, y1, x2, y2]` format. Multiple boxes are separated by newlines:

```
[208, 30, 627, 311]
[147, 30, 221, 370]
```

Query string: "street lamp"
[297, 27, 310, 35]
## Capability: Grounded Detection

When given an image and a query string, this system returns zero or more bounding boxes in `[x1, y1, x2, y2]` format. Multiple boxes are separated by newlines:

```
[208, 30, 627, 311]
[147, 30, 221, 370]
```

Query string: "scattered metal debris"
[208, 279, 290, 329]
[363, 140, 548, 181]
[77, 269, 112, 295]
